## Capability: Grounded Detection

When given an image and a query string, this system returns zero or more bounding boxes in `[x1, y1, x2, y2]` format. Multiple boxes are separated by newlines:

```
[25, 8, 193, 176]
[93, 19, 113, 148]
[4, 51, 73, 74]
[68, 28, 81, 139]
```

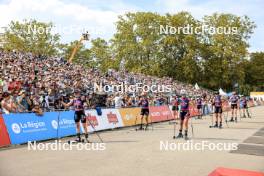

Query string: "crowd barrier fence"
[0, 100, 261, 146]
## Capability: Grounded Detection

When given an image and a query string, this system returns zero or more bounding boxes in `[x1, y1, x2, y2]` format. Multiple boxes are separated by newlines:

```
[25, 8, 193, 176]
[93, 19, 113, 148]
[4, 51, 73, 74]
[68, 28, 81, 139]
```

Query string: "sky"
[0, 0, 263, 52]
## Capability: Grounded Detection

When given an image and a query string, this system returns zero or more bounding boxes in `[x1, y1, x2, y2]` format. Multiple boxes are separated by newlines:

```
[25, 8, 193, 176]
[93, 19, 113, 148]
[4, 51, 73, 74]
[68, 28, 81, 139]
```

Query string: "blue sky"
[0, 0, 263, 52]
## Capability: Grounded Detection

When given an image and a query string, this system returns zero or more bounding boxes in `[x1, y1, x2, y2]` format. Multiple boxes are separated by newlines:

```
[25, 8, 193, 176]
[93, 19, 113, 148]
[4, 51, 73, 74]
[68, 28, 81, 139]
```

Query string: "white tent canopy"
[194, 83, 200, 90]
[219, 88, 227, 96]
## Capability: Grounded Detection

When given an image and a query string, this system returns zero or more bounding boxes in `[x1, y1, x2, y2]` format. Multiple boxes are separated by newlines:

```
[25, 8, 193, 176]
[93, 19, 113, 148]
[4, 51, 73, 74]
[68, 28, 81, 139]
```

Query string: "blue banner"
[56, 111, 76, 138]
[3, 111, 78, 144]
[3, 112, 58, 144]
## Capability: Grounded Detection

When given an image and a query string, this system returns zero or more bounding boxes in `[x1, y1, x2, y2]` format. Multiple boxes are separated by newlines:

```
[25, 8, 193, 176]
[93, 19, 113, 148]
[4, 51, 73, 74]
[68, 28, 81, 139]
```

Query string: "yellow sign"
[250, 92, 264, 96]
[118, 107, 148, 126]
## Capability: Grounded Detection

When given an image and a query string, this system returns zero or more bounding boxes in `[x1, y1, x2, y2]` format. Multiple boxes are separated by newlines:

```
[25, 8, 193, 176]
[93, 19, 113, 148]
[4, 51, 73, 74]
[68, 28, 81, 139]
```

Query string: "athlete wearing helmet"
[229, 91, 239, 122]
[176, 90, 190, 140]
[212, 91, 223, 128]
[61, 89, 89, 142]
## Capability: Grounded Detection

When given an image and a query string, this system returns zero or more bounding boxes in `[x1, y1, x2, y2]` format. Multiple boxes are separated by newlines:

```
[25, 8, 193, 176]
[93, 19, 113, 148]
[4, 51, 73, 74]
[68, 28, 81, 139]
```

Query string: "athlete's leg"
[81, 113, 88, 140]
[215, 112, 219, 127]
[145, 114, 149, 129]
[173, 110, 177, 119]
[175, 110, 178, 119]
[230, 106, 234, 121]
[140, 114, 144, 129]
[184, 116, 189, 137]
[219, 109, 223, 128]
[177, 112, 184, 138]
[231, 107, 234, 119]
[75, 122, 81, 133]
[74, 113, 82, 141]
[234, 106, 237, 121]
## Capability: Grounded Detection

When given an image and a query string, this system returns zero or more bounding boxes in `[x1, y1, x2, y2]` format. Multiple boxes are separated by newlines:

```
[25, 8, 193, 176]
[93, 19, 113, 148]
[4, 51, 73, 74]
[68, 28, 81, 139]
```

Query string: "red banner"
[189, 104, 199, 117]
[107, 112, 119, 124]
[149, 106, 173, 122]
[222, 101, 231, 112]
[0, 114, 11, 147]
[208, 167, 264, 176]
[86, 113, 99, 127]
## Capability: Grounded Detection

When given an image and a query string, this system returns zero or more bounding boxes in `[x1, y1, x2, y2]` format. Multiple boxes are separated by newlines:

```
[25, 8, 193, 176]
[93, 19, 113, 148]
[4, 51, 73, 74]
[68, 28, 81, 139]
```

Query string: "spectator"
[1, 92, 17, 114]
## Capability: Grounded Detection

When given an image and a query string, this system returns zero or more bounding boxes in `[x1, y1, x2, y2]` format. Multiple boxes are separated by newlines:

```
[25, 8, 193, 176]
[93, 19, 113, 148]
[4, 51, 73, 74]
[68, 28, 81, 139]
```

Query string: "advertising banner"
[149, 106, 173, 122]
[118, 107, 142, 126]
[0, 114, 11, 147]
[56, 111, 76, 138]
[189, 104, 199, 117]
[84, 108, 123, 132]
[222, 101, 231, 112]
[3, 112, 58, 144]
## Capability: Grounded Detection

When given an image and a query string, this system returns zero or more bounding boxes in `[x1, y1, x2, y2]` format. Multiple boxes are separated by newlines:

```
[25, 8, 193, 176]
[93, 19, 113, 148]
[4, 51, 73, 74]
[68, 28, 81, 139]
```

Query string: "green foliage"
[59, 41, 93, 67]
[2, 19, 60, 56]
[111, 12, 256, 92]
[0, 14, 260, 93]
[244, 52, 264, 91]
[90, 38, 112, 72]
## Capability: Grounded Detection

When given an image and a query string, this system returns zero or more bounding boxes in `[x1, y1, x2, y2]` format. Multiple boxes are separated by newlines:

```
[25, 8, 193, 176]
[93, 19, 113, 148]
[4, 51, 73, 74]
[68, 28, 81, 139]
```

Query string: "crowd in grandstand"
[0, 50, 213, 114]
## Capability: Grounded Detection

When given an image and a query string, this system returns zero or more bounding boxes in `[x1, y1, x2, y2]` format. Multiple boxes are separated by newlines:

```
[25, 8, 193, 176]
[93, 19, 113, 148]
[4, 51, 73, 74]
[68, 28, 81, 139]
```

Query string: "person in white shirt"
[114, 93, 123, 108]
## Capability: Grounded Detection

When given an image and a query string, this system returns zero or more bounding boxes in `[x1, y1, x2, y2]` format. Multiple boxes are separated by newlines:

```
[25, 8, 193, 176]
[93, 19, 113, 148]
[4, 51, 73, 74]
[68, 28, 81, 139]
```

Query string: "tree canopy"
[0, 12, 262, 94]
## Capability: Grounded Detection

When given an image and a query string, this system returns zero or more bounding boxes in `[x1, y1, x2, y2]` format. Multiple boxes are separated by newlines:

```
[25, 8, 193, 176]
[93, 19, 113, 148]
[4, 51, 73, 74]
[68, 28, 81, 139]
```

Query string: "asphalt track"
[0, 106, 263, 176]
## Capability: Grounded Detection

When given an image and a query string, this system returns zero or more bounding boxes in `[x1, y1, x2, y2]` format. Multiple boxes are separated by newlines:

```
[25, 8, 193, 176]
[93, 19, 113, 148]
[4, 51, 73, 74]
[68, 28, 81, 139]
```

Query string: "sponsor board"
[189, 104, 199, 117]
[3, 112, 58, 144]
[149, 106, 174, 122]
[118, 107, 143, 126]
[0, 114, 11, 147]
[84, 109, 123, 131]
[222, 101, 231, 112]
[56, 111, 76, 138]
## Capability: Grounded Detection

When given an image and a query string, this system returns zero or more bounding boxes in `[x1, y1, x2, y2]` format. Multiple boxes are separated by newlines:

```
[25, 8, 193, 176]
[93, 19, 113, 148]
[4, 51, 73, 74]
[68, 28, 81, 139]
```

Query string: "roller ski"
[136, 124, 145, 131]
[184, 130, 189, 140]
[229, 117, 235, 122]
[67, 133, 90, 144]
[218, 122, 223, 129]
[173, 129, 184, 139]
[209, 122, 218, 128]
